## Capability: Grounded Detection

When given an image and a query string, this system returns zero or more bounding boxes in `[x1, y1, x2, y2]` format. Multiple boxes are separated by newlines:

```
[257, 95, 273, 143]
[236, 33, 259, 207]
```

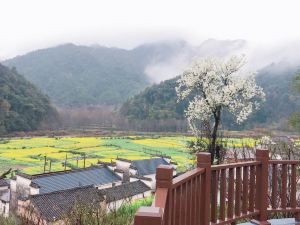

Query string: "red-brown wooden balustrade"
[134, 149, 300, 225]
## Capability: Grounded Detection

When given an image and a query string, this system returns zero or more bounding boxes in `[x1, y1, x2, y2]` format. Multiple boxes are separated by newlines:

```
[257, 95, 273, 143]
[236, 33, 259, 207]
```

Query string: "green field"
[0, 136, 258, 174]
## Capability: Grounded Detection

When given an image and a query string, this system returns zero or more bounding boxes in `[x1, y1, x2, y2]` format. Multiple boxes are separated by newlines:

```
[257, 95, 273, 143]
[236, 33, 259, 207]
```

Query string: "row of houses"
[0, 157, 176, 225]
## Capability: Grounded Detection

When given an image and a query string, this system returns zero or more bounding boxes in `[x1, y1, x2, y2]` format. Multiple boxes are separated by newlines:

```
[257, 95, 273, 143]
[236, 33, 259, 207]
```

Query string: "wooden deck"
[134, 149, 300, 225]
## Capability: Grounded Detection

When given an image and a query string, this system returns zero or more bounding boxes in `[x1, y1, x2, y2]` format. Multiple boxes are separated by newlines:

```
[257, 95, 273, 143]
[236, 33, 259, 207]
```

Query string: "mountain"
[0, 63, 57, 133]
[120, 62, 300, 130]
[120, 77, 186, 120]
[2, 40, 246, 107]
[3, 44, 150, 106]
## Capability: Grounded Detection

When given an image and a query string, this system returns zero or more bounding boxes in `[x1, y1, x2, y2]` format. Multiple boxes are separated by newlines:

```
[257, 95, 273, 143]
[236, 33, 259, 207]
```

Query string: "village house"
[99, 180, 151, 211]
[18, 181, 150, 225]
[18, 185, 105, 225]
[11, 165, 122, 197]
[9, 165, 122, 212]
[5, 157, 171, 221]
[115, 157, 177, 189]
[0, 179, 10, 217]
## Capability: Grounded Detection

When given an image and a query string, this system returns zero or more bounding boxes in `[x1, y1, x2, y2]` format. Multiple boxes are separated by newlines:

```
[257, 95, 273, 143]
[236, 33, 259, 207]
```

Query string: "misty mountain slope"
[120, 62, 300, 129]
[3, 39, 246, 107]
[0, 63, 57, 133]
[3, 44, 151, 106]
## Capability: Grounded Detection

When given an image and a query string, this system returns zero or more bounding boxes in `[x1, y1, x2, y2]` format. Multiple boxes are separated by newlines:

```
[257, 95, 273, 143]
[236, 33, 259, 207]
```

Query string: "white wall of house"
[30, 187, 39, 195]
[0, 186, 10, 217]
[163, 158, 171, 163]
[97, 181, 122, 190]
[115, 172, 123, 179]
[0, 186, 8, 192]
[10, 179, 16, 192]
[139, 170, 176, 190]
[129, 168, 137, 175]
[116, 160, 131, 171]
[144, 174, 156, 190]
[0, 200, 9, 217]
[15, 175, 32, 198]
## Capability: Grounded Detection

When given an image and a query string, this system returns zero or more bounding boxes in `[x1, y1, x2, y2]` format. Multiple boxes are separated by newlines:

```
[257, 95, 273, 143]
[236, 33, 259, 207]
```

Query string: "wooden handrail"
[134, 149, 300, 225]
[172, 167, 205, 188]
[269, 160, 300, 164]
[211, 160, 261, 170]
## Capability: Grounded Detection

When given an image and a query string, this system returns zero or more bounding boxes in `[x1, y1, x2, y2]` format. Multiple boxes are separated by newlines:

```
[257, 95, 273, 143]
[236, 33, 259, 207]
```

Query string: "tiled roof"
[98, 161, 116, 167]
[0, 179, 9, 187]
[22, 166, 121, 194]
[99, 180, 150, 203]
[130, 174, 152, 181]
[131, 158, 170, 176]
[30, 182, 40, 188]
[30, 186, 104, 222]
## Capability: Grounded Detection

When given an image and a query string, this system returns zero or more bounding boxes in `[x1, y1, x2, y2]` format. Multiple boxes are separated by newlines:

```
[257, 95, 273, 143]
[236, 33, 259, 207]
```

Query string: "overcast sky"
[1, 0, 300, 59]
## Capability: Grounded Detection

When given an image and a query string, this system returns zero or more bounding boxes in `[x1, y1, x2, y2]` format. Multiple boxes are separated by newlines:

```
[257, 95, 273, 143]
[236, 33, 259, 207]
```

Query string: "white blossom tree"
[176, 55, 265, 162]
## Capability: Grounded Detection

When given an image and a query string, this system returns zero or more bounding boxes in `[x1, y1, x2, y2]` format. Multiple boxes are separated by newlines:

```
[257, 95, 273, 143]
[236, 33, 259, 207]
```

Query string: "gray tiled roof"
[131, 158, 170, 176]
[99, 180, 150, 203]
[30, 166, 121, 194]
[30, 186, 104, 222]
[0, 179, 9, 187]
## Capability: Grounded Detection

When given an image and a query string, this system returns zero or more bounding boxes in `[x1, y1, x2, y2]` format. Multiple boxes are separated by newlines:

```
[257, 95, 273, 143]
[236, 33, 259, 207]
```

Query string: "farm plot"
[0, 136, 258, 174]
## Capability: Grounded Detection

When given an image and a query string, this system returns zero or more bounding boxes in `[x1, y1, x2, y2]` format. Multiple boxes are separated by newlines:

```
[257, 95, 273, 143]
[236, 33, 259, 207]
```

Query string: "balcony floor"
[239, 218, 300, 224]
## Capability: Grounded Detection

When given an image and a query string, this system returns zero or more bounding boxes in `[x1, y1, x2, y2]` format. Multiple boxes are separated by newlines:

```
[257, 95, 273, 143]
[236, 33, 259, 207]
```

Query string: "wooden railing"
[134, 149, 300, 225]
[268, 160, 300, 216]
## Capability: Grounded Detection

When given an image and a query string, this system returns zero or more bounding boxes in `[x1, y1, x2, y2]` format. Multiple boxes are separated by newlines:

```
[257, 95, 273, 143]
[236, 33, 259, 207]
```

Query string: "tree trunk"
[210, 108, 221, 163]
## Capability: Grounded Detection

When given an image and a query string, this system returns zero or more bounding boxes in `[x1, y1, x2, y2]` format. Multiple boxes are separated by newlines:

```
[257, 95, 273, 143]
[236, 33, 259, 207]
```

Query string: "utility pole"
[49, 160, 52, 172]
[43, 156, 47, 173]
[83, 154, 86, 168]
[64, 154, 67, 171]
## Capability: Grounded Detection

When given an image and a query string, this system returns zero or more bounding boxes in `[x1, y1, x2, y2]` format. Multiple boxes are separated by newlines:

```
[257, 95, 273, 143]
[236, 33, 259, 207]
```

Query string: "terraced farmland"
[0, 136, 258, 174]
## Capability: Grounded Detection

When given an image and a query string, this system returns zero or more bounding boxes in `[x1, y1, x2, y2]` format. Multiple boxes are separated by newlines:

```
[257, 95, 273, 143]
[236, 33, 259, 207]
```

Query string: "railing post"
[134, 207, 163, 225]
[197, 152, 211, 225]
[156, 165, 173, 189]
[155, 165, 173, 225]
[251, 149, 270, 225]
[134, 165, 173, 225]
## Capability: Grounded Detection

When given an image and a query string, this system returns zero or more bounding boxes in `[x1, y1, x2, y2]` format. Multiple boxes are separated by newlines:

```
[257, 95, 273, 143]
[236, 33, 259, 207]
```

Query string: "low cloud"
[144, 39, 300, 83]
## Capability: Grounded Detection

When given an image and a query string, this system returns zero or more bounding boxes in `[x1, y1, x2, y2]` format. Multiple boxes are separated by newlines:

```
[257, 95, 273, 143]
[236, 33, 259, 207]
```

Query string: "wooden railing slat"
[291, 164, 297, 208]
[281, 164, 287, 209]
[249, 165, 255, 212]
[235, 167, 242, 217]
[174, 187, 180, 225]
[219, 169, 226, 221]
[242, 166, 249, 214]
[196, 175, 201, 225]
[228, 167, 235, 219]
[271, 164, 278, 209]
[211, 170, 218, 222]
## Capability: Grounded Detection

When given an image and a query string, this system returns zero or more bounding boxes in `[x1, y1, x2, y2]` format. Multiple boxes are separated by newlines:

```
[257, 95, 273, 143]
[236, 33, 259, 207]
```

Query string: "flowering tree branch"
[176, 55, 265, 162]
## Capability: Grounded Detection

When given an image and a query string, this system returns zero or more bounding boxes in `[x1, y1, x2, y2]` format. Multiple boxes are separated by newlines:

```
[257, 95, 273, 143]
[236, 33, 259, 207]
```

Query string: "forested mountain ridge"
[3, 44, 150, 106]
[0, 63, 57, 133]
[120, 62, 300, 130]
[3, 39, 246, 107]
